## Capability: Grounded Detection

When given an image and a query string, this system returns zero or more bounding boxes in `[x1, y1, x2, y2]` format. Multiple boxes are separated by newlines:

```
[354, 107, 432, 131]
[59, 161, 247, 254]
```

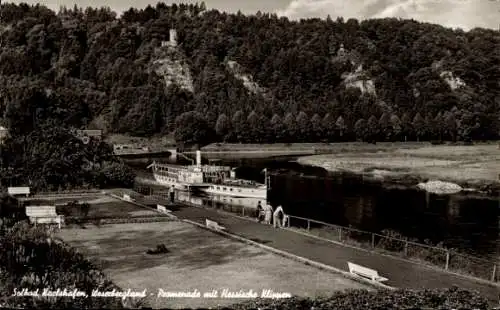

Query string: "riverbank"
[124, 141, 499, 194]
[201, 142, 428, 152]
[194, 142, 429, 159]
[298, 144, 500, 195]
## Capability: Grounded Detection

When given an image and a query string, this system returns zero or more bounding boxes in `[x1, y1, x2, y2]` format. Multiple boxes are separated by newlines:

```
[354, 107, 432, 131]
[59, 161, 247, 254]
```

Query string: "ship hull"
[150, 160, 268, 200]
[152, 174, 191, 191]
[201, 184, 267, 199]
[153, 173, 267, 199]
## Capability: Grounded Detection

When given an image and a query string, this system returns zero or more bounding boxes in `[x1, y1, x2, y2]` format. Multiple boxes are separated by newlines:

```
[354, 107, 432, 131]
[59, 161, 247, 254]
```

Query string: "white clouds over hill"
[276, 0, 500, 30]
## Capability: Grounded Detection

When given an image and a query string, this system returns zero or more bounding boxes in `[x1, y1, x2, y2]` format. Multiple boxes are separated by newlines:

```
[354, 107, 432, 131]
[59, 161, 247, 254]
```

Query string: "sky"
[6, 0, 500, 31]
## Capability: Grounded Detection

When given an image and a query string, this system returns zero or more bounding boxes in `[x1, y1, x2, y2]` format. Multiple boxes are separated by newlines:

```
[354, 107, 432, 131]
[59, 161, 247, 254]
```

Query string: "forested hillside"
[0, 2, 499, 145]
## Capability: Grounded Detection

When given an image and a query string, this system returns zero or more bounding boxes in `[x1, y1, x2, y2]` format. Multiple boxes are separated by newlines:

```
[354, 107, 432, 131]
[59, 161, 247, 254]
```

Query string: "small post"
[339, 227, 342, 241]
[307, 220, 310, 231]
[492, 264, 497, 282]
[404, 241, 408, 256]
[371, 233, 375, 248]
[242, 206, 245, 217]
[445, 251, 450, 270]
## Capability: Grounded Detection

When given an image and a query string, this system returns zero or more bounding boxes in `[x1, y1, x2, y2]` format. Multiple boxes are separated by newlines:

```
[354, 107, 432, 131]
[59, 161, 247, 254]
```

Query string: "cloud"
[276, 0, 500, 30]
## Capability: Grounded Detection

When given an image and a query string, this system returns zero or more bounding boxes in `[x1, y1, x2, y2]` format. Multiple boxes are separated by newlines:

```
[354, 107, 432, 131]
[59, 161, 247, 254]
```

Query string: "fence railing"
[286, 215, 499, 283]
[132, 184, 499, 284]
[33, 189, 102, 196]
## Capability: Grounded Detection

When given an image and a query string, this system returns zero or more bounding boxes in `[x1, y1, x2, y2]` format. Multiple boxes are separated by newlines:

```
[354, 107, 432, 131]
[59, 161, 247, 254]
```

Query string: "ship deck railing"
[153, 163, 231, 173]
[209, 180, 266, 189]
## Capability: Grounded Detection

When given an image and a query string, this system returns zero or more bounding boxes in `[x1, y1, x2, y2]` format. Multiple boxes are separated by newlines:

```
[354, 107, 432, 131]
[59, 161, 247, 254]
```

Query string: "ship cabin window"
[230, 188, 233, 191]
[217, 187, 220, 190]
[223, 187, 227, 191]
[238, 189, 242, 192]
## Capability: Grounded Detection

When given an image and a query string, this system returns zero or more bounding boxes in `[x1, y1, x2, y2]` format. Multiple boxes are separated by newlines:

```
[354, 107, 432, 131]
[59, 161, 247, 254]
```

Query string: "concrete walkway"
[169, 204, 500, 304]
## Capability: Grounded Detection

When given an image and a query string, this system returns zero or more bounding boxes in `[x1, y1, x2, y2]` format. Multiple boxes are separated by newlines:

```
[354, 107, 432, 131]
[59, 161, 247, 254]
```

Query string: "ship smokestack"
[196, 150, 201, 167]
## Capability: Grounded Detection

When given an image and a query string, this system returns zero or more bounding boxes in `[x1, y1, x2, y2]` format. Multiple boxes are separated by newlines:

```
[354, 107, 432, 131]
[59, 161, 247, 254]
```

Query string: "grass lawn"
[298, 144, 500, 188]
[22, 195, 158, 219]
[26, 198, 94, 205]
[22, 194, 107, 205]
[57, 221, 370, 309]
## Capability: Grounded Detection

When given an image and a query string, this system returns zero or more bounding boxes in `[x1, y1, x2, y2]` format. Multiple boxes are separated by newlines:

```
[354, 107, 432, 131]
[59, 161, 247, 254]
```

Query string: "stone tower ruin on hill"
[161, 29, 178, 48]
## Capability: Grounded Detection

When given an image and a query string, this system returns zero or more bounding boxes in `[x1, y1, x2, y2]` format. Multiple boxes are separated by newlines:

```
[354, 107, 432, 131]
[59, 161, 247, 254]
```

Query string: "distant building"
[74, 129, 102, 143]
[114, 144, 132, 151]
[161, 29, 178, 48]
[337, 43, 346, 58]
[0, 126, 9, 144]
[169, 29, 177, 46]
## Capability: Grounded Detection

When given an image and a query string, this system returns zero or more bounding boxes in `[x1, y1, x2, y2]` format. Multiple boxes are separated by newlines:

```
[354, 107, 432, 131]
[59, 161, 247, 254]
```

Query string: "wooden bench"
[347, 262, 388, 282]
[8, 187, 30, 197]
[25, 206, 64, 229]
[205, 219, 226, 231]
[157, 204, 172, 214]
[26, 206, 57, 217]
[123, 194, 135, 202]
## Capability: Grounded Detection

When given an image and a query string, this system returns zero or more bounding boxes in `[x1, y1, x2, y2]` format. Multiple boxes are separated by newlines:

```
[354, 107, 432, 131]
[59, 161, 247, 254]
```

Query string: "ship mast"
[264, 168, 270, 190]
[177, 152, 194, 165]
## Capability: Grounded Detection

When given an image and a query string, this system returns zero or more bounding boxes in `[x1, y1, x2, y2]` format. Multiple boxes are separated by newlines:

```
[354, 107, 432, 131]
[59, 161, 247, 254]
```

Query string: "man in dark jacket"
[169, 186, 175, 203]
[256, 201, 263, 223]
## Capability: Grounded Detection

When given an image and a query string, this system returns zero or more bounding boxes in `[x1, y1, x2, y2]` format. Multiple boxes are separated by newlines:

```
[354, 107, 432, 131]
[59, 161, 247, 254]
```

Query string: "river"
[126, 155, 500, 259]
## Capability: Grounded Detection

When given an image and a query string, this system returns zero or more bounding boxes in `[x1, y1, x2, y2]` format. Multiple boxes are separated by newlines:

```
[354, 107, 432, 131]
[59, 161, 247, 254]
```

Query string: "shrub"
[0, 221, 139, 309]
[228, 287, 489, 310]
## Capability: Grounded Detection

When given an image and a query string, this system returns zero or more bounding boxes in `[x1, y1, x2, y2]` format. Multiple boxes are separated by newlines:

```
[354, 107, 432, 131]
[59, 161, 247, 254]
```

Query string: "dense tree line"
[0, 2, 498, 146]
[0, 124, 135, 191]
[177, 109, 464, 143]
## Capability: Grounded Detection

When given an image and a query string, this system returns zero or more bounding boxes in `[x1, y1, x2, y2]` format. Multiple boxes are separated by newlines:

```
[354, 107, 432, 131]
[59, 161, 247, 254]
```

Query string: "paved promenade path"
[170, 204, 499, 304]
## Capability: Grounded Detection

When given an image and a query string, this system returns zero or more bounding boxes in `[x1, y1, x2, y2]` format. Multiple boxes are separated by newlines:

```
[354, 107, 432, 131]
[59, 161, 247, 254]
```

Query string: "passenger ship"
[146, 151, 268, 200]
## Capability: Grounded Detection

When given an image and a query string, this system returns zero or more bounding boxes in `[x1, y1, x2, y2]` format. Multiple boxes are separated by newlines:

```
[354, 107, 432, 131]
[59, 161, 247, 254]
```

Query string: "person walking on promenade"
[264, 204, 273, 225]
[256, 201, 263, 223]
[273, 205, 284, 228]
[169, 186, 175, 203]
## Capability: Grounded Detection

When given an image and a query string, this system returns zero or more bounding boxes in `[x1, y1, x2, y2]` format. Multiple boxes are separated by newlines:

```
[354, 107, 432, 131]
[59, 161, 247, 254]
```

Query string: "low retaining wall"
[34, 190, 102, 196]
[66, 217, 175, 225]
[105, 192, 178, 220]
